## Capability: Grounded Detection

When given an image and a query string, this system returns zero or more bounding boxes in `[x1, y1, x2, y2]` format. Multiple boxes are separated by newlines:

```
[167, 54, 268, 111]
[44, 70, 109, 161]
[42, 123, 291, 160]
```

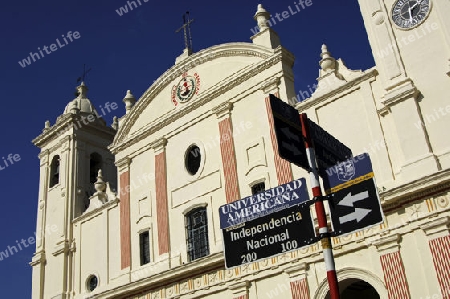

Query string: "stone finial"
[319, 44, 336, 72]
[94, 169, 106, 193]
[42, 120, 51, 132]
[76, 81, 88, 98]
[111, 116, 119, 130]
[123, 90, 136, 114]
[254, 4, 271, 33]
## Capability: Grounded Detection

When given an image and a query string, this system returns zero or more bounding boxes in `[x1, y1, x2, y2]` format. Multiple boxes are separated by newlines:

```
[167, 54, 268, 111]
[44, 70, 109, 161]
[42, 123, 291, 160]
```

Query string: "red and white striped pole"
[300, 113, 340, 299]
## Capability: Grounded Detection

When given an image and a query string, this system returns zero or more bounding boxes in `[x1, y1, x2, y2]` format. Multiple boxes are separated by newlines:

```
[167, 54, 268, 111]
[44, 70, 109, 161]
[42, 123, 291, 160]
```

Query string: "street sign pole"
[300, 113, 340, 299]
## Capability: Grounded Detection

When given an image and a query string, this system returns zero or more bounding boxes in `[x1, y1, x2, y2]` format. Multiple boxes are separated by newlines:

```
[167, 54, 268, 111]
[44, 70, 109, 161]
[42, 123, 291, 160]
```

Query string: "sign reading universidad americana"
[218, 178, 309, 229]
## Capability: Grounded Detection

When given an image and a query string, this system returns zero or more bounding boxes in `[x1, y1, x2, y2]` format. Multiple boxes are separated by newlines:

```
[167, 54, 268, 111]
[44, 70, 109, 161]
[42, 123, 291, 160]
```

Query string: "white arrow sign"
[281, 127, 300, 142]
[339, 191, 369, 207]
[339, 208, 371, 224]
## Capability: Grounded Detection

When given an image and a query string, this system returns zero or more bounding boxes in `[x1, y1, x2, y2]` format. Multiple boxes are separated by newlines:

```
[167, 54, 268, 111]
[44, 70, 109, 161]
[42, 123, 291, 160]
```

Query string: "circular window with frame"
[185, 144, 201, 175]
[86, 274, 98, 292]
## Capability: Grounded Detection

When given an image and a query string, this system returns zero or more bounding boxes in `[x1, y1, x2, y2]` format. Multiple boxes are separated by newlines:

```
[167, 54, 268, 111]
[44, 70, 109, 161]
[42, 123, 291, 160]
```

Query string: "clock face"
[392, 0, 431, 29]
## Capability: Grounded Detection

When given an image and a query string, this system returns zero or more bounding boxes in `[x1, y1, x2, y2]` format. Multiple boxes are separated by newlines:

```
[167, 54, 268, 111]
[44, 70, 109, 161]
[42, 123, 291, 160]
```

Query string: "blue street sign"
[323, 153, 374, 194]
[219, 178, 310, 229]
[324, 153, 384, 236]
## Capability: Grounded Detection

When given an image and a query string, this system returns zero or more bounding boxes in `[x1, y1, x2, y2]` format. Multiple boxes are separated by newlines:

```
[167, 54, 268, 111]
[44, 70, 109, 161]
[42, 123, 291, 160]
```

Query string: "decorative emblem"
[171, 72, 200, 106]
[337, 159, 355, 182]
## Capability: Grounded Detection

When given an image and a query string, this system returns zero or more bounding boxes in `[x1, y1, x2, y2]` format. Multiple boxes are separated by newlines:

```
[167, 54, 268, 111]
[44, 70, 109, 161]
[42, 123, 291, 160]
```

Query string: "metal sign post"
[300, 113, 340, 299]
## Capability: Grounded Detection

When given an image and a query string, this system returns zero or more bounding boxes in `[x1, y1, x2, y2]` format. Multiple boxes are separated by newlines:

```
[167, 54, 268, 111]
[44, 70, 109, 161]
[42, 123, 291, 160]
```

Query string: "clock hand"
[410, 0, 422, 12]
[408, 6, 413, 22]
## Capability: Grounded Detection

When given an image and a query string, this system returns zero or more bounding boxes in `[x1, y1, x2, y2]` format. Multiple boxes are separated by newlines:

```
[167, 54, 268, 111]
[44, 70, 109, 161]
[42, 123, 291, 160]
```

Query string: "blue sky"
[0, 0, 374, 297]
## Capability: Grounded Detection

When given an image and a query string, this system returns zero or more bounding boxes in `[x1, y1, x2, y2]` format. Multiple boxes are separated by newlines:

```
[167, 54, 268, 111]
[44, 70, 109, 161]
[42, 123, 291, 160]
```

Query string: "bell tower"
[357, 0, 450, 182]
[30, 82, 117, 299]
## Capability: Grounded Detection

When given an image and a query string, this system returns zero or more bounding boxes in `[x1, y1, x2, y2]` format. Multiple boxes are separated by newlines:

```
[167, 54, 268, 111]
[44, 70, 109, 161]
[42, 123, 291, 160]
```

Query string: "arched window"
[139, 231, 150, 265]
[251, 181, 265, 195]
[185, 207, 209, 261]
[89, 153, 102, 184]
[87, 153, 103, 199]
[49, 155, 60, 188]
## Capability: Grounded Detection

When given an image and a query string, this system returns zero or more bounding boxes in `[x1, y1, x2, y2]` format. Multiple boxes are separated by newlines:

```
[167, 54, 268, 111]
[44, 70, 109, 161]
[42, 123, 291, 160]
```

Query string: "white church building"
[31, 1, 450, 298]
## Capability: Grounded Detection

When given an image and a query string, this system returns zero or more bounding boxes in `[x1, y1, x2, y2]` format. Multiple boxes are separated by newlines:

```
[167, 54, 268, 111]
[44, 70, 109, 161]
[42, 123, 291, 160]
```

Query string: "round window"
[185, 145, 201, 175]
[87, 275, 98, 292]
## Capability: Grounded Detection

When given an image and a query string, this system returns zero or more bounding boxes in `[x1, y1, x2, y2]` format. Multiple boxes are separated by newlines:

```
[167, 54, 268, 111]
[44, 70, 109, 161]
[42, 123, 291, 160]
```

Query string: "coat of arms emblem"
[336, 159, 356, 182]
[171, 72, 200, 106]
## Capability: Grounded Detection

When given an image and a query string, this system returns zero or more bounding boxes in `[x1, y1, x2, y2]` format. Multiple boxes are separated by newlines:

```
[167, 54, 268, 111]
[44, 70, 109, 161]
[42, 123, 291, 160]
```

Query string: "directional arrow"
[281, 141, 302, 155]
[280, 127, 300, 142]
[338, 191, 369, 207]
[339, 208, 371, 224]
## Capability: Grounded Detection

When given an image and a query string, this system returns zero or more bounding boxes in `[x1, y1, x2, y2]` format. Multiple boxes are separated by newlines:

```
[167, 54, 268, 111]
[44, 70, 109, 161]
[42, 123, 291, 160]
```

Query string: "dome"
[63, 82, 98, 115]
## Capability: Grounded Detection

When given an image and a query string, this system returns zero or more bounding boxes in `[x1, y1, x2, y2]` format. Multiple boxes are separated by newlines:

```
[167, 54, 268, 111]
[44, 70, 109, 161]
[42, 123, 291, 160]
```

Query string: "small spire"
[76, 82, 88, 98]
[42, 120, 51, 132]
[123, 90, 136, 114]
[254, 4, 271, 33]
[319, 44, 336, 72]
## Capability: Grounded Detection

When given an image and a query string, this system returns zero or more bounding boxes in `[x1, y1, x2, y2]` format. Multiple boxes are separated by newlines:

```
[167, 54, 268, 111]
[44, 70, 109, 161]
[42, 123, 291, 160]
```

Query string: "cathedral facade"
[31, 1, 450, 298]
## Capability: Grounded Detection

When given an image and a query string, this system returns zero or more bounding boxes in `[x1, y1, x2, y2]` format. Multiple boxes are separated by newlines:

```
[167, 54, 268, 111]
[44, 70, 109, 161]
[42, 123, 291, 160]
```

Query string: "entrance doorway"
[325, 278, 380, 299]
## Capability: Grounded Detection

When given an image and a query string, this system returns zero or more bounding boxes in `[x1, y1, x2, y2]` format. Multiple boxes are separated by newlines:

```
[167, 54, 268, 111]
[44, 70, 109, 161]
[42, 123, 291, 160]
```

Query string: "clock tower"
[357, 0, 450, 183]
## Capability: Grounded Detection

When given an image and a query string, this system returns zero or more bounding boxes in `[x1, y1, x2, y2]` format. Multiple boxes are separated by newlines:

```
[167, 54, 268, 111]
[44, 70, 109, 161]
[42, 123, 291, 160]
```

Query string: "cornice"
[149, 137, 168, 154]
[115, 156, 131, 172]
[110, 49, 286, 154]
[284, 262, 308, 280]
[261, 76, 281, 95]
[29, 250, 46, 267]
[381, 168, 450, 213]
[212, 102, 233, 121]
[52, 240, 69, 257]
[372, 233, 401, 253]
[33, 113, 116, 149]
[420, 216, 450, 238]
[380, 78, 419, 115]
[100, 253, 225, 299]
[229, 280, 250, 296]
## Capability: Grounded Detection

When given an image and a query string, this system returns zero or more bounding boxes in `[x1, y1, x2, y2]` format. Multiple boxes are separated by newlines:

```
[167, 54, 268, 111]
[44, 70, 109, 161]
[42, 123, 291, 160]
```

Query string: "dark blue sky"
[0, 0, 374, 297]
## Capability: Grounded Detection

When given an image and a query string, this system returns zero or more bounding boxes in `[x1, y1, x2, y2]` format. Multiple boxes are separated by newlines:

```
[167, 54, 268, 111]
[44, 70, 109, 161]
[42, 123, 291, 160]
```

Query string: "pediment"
[111, 43, 273, 151]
